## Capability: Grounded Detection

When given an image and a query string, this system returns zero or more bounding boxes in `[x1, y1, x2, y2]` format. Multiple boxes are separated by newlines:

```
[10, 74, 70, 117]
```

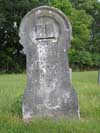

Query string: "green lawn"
[0, 71, 100, 133]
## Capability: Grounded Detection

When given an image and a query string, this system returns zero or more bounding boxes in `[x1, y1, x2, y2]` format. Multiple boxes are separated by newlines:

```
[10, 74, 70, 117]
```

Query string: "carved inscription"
[35, 23, 55, 40]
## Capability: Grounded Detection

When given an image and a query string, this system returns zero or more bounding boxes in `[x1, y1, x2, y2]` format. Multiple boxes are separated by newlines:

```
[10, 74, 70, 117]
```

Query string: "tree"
[70, 9, 93, 50]
[70, 0, 100, 52]
[0, 0, 39, 72]
[49, 0, 72, 16]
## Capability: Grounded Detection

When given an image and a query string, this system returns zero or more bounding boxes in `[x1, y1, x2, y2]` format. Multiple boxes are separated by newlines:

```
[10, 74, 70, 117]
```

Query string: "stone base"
[22, 86, 80, 121]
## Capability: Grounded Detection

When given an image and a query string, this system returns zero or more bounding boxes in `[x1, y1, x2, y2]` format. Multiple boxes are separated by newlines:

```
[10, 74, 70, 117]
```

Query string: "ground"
[0, 71, 100, 133]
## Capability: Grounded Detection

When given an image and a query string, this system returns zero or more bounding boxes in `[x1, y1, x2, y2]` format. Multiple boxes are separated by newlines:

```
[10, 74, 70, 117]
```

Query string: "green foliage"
[0, 72, 100, 132]
[0, 0, 100, 72]
[0, 0, 39, 72]
[70, 9, 93, 50]
[71, 0, 98, 10]
[68, 49, 100, 70]
[92, 53, 100, 67]
[70, 0, 100, 52]
[49, 0, 72, 15]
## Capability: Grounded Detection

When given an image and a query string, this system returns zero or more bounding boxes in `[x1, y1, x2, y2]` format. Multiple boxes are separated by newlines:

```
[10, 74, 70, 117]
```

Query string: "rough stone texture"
[69, 68, 72, 84]
[19, 6, 80, 121]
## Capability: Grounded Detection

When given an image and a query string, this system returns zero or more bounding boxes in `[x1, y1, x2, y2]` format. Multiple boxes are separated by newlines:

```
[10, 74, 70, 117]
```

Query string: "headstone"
[19, 6, 79, 121]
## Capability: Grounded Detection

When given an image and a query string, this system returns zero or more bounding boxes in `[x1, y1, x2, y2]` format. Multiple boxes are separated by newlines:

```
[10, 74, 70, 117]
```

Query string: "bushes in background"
[68, 49, 100, 71]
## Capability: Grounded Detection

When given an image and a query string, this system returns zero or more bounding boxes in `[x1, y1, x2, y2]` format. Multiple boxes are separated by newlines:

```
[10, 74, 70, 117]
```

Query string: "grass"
[0, 71, 100, 133]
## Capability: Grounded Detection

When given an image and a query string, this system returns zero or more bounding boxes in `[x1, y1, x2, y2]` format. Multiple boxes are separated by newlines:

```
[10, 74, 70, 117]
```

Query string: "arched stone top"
[19, 6, 72, 54]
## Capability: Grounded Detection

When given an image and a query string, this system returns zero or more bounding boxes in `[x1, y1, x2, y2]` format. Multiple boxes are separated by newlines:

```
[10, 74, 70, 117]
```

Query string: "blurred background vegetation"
[0, 0, 100, 73]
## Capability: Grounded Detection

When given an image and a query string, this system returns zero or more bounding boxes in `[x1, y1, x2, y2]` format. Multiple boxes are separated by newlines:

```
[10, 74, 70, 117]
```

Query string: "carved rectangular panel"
[36, 24, 45, 39]
[35, 24, 55, 40]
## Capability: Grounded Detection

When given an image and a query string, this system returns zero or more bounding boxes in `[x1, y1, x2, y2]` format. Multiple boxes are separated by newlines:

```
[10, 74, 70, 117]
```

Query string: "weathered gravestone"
[19, 6, 79, 121]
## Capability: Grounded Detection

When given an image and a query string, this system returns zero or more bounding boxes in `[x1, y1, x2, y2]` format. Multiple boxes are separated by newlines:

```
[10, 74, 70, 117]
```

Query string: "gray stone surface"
[69, 68, 72, 84]
[19, 6, 79, 121]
